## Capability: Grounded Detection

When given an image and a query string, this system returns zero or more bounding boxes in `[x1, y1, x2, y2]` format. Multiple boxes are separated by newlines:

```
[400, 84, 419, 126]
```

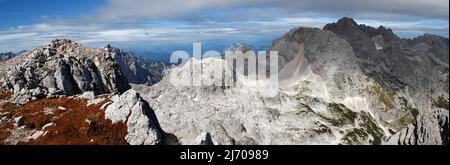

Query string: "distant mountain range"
[0, 52, 16, 64]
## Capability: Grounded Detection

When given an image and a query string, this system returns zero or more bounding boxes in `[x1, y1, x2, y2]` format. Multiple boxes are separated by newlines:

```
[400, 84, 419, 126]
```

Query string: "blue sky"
[0, 0, 103, 29]
[0, 0, 448, 53]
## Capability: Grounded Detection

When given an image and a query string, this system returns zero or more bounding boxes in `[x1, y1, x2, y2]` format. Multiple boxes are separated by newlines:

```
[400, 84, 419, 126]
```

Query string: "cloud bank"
[0, 0, 448, 52]
[99, 0, 449, 22]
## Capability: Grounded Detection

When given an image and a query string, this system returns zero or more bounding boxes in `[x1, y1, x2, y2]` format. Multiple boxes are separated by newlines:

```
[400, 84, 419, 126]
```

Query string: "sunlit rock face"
[0, 39, 131, 104]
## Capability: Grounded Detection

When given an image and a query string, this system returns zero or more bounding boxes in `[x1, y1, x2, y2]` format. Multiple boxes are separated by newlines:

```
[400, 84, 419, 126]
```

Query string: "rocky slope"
[323, 17, 448, 102]
[132, 18, 448, 145]
[0, 39, 131, 104]
[385, 108, 448, 145]
[323, 17, 449, 144]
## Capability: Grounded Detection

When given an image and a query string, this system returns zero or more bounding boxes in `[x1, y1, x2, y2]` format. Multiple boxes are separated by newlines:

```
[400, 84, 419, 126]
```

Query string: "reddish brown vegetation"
[0, 96, 127, 145]
[0, 102, 19, 119]
[0, 121, 12, 144]
[21, 97, 127, 145]
[0, 92, 16, 144]
[0, 91, 13, 100]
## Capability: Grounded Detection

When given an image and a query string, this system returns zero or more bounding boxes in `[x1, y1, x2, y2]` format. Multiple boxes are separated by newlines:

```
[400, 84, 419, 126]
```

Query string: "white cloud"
[99, 0, 449, 22]
[0, 23, 246, 52]
[0, 0, 448, 52]
[0, 32, 38, 41]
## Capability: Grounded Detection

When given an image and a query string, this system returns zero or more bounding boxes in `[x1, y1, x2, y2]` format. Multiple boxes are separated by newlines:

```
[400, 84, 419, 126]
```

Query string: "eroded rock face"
[323, 17, 449, 144]
[324, 17, 448, 105]
[105, 89, 163, 145]
[409, 33, 449, 66]
[385, 108, 449, 145]
[0, 39, 131, 104]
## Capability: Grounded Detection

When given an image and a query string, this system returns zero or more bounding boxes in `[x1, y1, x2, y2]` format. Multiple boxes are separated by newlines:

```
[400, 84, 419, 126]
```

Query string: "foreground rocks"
[385, 108, 449, 145]
[105, 89, 163, 145]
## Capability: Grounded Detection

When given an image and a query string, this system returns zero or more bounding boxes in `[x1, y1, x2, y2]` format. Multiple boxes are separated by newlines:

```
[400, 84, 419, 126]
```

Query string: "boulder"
[105, 89, 163, 145]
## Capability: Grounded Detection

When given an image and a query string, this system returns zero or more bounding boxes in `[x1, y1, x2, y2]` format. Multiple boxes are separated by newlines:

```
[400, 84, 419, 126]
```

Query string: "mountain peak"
[374, 25, 396, 39]
[323, 17, 359, 33]
[377, 25, 387, 31]
[336, 17, 358, 27]
[102, 43, 113, 51]
[223, 43, 251, 53]
[50, 39, 80, 48]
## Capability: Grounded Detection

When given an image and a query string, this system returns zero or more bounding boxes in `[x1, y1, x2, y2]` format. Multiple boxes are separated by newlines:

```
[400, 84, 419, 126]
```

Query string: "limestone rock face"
[105, 89, 163, 145]
[385, 108, 449, 145]
[323, 17, 448, 144]
[0, 39, 131, 104]
[324, 17, 448, 103]
[409, 33, 449, 66]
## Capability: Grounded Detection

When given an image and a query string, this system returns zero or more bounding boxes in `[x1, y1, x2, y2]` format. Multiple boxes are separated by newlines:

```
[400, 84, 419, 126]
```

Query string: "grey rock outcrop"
[385, 108, 449, 145]
[105, 89, 163, 145]
[0, 39, 131, 104]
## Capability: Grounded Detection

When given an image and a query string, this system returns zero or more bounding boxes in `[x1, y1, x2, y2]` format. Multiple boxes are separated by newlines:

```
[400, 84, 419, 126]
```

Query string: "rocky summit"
[0, 17, 448, 145]
[0, 39, 131, 104]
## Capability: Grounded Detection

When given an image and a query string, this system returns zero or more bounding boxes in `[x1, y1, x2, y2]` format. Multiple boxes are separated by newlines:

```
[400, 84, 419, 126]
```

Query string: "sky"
[0, 0, 449, 54]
